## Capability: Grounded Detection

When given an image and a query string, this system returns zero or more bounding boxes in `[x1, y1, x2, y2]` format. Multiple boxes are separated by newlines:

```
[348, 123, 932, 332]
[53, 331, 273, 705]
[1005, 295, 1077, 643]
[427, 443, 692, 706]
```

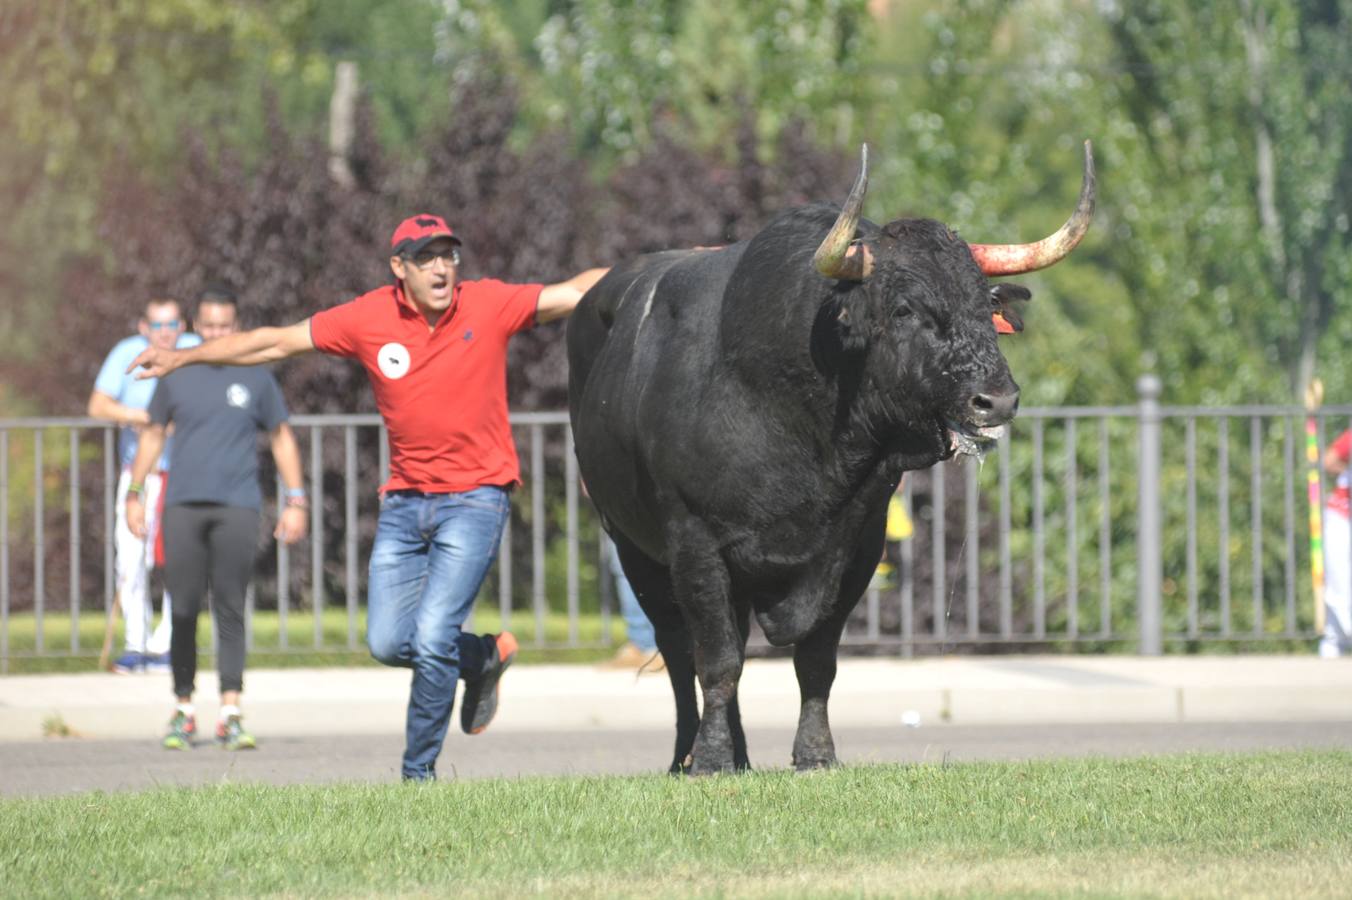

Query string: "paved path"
[5, 722, 1351, 798]
[1, 655, 1349, 797]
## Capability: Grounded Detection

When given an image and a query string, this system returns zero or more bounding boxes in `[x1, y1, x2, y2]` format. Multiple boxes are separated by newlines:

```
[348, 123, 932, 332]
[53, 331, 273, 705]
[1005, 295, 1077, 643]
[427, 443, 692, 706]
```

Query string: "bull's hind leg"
[668, 522, 742, 776]
[612, 535, 699, 774]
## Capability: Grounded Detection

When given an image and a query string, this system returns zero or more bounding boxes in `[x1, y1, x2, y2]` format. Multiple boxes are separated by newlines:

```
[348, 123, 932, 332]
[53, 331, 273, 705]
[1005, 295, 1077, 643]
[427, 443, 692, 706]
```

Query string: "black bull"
[567, 143, 1095, 775]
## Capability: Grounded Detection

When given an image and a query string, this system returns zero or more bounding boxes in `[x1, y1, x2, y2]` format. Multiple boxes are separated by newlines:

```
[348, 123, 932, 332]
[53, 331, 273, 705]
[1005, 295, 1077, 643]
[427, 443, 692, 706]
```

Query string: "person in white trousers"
[1321, 429, 1352, 658]
[88, 297, 201, 672]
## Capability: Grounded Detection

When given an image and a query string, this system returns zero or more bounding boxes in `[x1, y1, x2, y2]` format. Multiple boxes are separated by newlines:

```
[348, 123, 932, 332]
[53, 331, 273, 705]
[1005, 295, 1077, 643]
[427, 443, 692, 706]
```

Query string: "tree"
[1096, 0, 1352, 401]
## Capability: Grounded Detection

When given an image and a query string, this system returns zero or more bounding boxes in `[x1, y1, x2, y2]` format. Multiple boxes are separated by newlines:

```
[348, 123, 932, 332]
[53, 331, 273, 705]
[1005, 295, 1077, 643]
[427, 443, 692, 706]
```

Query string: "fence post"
[1137, 374, 1164, 655]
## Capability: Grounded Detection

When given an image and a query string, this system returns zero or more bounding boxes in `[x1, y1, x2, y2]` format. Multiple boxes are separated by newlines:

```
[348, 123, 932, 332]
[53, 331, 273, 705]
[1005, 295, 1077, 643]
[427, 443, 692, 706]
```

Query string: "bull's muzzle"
[968, 388, 1020, 427]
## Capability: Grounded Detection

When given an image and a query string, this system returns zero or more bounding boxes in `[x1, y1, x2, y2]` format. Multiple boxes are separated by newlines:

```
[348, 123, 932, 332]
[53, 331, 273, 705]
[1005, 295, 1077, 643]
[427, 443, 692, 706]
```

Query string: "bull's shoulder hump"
[595, 245, 744, 320]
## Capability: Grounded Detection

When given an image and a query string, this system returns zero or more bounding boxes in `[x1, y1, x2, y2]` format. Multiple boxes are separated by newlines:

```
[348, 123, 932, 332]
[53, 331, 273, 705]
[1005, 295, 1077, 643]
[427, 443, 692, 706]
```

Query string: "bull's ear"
[990, 282, 1032, 334]
[832, 297, 870, 355]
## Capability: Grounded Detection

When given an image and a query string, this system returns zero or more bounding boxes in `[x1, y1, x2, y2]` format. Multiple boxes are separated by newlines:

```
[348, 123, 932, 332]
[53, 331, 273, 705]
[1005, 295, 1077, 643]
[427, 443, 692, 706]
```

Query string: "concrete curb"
[1, 655, 1348, 743]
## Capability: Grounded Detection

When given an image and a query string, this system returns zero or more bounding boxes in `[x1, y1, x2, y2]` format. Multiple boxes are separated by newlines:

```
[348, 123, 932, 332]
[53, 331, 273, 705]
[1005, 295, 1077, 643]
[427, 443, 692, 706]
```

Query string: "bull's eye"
[891, 304, 913, 320]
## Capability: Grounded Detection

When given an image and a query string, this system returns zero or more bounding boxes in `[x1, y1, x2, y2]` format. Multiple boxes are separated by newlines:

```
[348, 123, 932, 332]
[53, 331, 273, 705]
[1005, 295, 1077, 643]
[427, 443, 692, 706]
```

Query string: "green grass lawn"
[1, 751, 1349, 898]
[0, 609, 629, 673]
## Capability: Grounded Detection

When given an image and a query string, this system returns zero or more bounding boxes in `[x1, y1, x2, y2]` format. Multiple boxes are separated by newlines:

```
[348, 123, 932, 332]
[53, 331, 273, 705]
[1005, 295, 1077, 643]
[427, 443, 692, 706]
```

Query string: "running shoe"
[111, 651, 144, 674]
[215, 714, 256, 751]
[460, 631, 517, 735]
[162, 710, 196, 750]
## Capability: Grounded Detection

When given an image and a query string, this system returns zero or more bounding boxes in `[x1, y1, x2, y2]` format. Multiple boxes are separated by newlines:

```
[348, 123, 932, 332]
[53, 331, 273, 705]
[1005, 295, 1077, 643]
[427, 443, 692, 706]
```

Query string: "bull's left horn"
[967, 140, 1096, 276]
[814, 144, 873, 281]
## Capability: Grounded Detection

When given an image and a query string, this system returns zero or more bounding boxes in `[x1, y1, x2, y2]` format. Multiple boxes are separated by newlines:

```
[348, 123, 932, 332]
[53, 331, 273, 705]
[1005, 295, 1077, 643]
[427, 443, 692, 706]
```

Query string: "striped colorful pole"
[1305, 378, 1326, 634]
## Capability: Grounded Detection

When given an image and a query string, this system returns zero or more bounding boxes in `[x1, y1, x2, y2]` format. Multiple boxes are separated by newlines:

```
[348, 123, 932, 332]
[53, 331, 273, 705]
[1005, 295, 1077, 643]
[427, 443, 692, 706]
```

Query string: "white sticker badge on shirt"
[377, 342, 411, 380]
[226, 383, 251, 408]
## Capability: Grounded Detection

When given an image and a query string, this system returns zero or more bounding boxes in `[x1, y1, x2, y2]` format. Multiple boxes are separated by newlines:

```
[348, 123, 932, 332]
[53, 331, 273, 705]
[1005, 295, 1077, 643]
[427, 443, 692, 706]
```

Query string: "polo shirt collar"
[393, 280, 463, 325]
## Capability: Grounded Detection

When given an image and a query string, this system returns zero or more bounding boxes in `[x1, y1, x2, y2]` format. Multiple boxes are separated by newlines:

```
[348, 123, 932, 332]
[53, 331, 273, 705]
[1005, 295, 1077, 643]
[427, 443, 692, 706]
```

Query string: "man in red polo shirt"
[130, 215, 608, 780]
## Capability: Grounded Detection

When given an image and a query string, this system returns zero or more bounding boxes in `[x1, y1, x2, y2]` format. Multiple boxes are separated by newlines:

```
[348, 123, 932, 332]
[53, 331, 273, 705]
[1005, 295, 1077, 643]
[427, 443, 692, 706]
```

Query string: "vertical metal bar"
[1283, 415, 1298, 636]
[276, 474, 289, 651]
[1065, 418, 1079, 639]
[964, 457, 979, 638]
[900, 477, 914, 656]
[378, 423, 390, 486]
[1, 430, 8, 673]
[1099, 418, 1111, 639]
[931, 461, 946, 641]
[565, 426, 579, 647]
[1218, 417, 1231, 637]
[599, 533, 613, 646]
[310, 425, 325, 648]
[69, 428, 80, 652]
[531, 425, 546, 645]
[34, 428, 44, 654]
[1136, 376, 1163, 655]
[499, 508, 513, 633]
[999, 432, 1013, 638]
[1186, 418, 1199, 638]
[1250, 416, 1264, 636]
[104, 429, 114, 636]
[345, 425, 359, 650]
[865, 583, 880, 642]
[1032, 418, 1046, 639]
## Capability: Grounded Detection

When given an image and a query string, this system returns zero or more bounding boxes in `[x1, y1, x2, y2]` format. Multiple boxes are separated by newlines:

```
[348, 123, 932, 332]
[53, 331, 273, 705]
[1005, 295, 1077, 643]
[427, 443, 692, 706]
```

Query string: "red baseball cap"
[389, 214, 461, 257]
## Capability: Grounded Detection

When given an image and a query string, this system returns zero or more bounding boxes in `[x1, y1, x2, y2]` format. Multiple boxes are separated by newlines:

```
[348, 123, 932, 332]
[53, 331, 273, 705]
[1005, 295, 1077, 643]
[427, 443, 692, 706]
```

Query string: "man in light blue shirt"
[88, 297, 201, 673]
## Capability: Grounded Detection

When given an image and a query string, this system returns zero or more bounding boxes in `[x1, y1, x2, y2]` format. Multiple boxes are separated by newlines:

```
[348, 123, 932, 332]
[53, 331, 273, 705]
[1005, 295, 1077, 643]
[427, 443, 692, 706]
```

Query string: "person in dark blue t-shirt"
[126, 287, 308, 751]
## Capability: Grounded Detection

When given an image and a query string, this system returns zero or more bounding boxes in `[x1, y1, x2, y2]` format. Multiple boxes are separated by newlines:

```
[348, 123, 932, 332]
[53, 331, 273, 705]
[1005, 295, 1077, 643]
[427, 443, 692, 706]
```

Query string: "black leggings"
[162, 504, 260, 698]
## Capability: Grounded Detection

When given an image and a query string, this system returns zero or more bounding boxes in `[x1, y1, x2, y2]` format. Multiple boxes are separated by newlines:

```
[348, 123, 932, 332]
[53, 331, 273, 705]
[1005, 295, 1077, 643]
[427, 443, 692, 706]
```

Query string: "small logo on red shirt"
[377, 342, 411, 380]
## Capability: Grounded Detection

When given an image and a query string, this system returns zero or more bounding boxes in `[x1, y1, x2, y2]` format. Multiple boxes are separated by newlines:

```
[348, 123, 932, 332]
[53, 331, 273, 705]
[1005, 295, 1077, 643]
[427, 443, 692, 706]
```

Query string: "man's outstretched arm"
[128, 320, 315, 379]
[536, 268, 610, 324]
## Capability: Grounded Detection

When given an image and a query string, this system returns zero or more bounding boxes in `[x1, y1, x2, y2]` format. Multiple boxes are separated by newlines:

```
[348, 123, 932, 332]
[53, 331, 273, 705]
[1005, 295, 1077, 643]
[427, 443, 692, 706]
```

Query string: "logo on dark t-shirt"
[226, 384, 251, 408]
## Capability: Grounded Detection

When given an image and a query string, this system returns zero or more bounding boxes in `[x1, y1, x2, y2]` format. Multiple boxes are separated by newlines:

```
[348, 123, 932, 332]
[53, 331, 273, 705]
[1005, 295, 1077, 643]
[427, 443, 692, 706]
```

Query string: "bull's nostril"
[970, 391, 1019, 422]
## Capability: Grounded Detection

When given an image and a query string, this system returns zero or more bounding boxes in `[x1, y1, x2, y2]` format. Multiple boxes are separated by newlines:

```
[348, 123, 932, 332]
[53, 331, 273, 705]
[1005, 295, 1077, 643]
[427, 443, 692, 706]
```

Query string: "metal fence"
[0, 383, 1338, 671]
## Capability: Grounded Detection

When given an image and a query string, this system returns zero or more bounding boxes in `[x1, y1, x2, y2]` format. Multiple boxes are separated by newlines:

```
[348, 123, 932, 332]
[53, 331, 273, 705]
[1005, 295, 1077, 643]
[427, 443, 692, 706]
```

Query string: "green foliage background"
[1, 1, 1349, 644]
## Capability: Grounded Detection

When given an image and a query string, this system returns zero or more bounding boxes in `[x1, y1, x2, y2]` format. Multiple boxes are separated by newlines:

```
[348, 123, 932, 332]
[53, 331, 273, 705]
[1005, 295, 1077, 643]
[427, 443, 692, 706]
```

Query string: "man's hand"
[275, 506, 308, 544]
[126, 494, 147, 539]
[127, 346, 183, 380]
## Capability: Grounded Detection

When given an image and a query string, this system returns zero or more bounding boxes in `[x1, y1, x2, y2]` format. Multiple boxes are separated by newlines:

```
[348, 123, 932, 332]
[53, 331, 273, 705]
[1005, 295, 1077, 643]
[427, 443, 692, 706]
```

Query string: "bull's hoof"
[792, 756, 838, 773]
[687, 757, 738, 777]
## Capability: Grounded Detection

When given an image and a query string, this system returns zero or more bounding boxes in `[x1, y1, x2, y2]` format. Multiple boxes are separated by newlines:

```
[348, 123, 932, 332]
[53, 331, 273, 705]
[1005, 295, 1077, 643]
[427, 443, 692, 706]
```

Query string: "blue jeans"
[609, 541, 656, 652]
[366, 487, 510, 780]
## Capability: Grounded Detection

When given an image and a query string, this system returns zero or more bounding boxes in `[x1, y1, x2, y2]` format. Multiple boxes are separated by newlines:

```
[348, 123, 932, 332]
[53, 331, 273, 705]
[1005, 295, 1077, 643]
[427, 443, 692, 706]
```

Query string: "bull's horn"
[967, 140, 1096, 276]
[814, 144, 873, 281]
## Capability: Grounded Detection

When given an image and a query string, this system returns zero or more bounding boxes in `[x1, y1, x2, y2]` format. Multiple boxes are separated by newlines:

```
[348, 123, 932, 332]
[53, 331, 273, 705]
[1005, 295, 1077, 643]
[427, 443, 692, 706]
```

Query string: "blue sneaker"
[142, 652, 171, 673]
[111, 651, 144, 674]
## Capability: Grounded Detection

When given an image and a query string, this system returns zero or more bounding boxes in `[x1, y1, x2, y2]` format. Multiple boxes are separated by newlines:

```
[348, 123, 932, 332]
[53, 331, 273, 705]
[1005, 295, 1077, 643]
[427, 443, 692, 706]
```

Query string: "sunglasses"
[407, 248, 461, 270]
[147, 320, 183, 331]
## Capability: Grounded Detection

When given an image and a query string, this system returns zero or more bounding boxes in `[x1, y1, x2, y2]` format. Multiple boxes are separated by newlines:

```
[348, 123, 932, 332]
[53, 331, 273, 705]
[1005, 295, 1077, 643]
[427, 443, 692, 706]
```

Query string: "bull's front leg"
[791, 599, 853, 771]
[669, 524, 743, 776]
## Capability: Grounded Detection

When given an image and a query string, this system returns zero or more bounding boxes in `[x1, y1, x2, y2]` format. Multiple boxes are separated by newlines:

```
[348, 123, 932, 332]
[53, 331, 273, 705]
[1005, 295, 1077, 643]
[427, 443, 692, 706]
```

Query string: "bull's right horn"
[814, 144, 873, 281]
